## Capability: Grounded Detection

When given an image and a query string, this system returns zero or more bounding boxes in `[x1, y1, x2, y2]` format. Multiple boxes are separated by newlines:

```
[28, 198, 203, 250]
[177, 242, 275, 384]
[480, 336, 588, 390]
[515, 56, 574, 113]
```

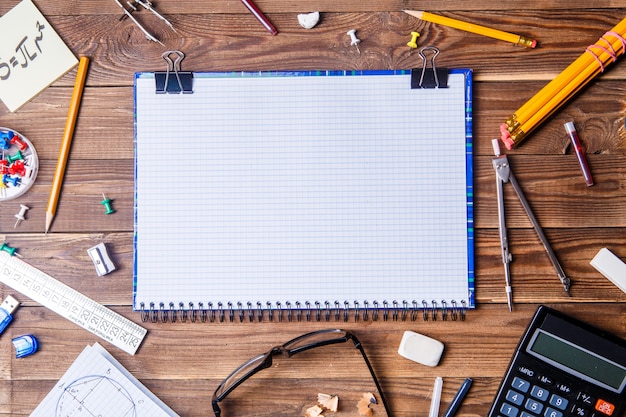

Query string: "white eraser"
[398, 330, 444, 367]
[590, 248, 626, 294]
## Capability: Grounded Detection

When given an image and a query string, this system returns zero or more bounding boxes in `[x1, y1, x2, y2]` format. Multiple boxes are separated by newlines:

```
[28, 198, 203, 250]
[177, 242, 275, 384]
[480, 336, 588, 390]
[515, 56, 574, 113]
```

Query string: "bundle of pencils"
[501, 17, 626, 149]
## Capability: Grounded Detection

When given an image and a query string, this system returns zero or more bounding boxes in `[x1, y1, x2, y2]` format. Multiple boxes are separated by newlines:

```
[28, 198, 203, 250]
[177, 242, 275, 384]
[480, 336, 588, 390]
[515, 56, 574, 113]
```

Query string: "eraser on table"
[398, 330, 444, 367]
[590, 248, 626, 294]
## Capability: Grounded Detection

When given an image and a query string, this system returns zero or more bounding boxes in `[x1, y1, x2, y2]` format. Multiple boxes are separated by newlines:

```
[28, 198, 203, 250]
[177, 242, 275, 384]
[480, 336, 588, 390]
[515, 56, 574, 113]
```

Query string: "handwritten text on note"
[0, 0, 77, 112]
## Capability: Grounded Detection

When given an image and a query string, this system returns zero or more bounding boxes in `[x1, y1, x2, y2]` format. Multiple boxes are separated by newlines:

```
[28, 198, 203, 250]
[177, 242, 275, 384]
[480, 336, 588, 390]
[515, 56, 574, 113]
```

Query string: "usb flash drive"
[0, 295, 20, 335]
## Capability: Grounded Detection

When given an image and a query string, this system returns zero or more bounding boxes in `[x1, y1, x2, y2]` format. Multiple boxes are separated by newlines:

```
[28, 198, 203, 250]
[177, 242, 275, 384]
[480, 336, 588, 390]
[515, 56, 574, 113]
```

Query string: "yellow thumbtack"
[407, 31, 420, 49]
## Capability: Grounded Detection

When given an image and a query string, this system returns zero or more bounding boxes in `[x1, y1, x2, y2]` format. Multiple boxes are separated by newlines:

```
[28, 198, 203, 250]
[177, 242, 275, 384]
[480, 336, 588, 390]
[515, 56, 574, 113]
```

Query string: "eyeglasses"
[211, 329, 391, 417]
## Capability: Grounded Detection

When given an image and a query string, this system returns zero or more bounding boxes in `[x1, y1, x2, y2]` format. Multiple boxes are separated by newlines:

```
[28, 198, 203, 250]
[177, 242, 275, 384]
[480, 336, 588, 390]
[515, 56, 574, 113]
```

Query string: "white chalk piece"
[298, 11, 320, 29]
[590, 247, 626, 294]
[398, 330, 444, 367]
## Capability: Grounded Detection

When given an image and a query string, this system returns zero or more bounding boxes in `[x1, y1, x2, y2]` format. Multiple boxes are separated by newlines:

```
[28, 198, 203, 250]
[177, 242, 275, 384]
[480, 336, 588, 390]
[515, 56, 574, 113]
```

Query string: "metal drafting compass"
[492, 139, 570, 311]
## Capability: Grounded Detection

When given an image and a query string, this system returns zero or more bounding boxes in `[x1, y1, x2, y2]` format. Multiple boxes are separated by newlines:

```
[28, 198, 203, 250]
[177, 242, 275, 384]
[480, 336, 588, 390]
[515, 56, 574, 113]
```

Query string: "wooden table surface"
[1, 1, 626, 416]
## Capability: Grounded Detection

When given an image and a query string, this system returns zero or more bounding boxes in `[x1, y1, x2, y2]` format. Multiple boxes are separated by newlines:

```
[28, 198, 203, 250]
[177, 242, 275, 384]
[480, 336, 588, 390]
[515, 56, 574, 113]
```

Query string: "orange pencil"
[45, 56, 89, 233]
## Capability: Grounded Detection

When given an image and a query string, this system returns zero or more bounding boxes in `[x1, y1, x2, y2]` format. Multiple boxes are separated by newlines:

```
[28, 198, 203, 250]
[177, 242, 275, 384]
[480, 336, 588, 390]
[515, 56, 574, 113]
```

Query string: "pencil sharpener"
[12, 334, 38, 358]
[87, 243, 116, 276]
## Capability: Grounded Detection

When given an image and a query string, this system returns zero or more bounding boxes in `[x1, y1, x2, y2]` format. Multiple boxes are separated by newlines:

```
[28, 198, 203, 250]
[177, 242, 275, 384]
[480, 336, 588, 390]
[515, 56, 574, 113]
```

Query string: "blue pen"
[443, 378, 473, 417]
[0, 295, 19, 335]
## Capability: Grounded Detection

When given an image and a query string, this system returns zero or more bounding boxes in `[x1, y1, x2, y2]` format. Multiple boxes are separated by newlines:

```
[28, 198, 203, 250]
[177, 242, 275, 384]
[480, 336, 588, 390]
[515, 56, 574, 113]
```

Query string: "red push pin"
[8, 160, 26, 177]
[10, 135, 27, 151]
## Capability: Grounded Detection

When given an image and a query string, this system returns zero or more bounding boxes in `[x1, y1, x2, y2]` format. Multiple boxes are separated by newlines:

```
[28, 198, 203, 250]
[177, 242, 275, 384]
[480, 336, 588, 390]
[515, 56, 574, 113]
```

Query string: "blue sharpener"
[12, 334, 38, 358]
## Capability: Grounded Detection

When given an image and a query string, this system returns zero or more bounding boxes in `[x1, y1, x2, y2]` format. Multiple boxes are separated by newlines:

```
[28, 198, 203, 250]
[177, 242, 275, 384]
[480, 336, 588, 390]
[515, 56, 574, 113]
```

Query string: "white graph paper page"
[30, 343, 179, 416]
[134, 70, 474, 311]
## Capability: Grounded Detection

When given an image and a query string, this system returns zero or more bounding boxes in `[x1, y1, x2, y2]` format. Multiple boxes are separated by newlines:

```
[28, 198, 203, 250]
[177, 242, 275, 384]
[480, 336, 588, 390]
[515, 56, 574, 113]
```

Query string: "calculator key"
[555, 383, 572, 395]
[501, 403, 520, 417]
[544, 406, 563, 417]
[518, 366, 536, 378]
[571, 404, 590, 417]
[595, 399, 615, 416]
[538, 375, 553, 385]
[577, 393, 596, 406]
[525, 399, 544, 414]
[506, 390, 525, 406]
[520, 412, 537, 417]
[531, 386, 550, 401]
[548, 394, 568, 410]
[512, 377, 531, 393]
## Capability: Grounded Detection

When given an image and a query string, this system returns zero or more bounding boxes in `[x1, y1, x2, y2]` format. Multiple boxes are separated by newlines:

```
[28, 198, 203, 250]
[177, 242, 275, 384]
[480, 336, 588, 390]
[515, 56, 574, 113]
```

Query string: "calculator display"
[487, 306, 626, 417]
[528, 330, 626, 393]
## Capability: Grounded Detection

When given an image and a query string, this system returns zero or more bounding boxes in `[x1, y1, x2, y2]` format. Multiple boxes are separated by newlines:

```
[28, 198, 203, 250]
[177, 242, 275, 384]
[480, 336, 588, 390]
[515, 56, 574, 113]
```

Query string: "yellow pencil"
[501, 18, 626, 148]
[503, 47, 607, 132]
[45, 56, 90, 233]
[508, 64, 609, 145]
[503, 54, 594, 132]
[404, 10, 537, 48]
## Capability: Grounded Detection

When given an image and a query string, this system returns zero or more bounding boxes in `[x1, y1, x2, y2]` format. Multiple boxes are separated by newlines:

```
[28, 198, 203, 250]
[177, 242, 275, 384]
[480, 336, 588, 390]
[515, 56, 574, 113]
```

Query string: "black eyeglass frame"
[211, 328, 391, 417]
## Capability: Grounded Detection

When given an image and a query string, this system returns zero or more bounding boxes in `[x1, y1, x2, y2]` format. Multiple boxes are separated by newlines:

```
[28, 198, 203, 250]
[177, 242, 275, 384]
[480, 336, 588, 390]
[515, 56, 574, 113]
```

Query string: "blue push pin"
[2, 174, 20, 187]
[0, 131, 14, 150]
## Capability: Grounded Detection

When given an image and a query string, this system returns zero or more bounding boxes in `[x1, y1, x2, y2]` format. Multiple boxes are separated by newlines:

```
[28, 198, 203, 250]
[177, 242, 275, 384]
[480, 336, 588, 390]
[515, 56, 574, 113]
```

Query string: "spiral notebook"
[133, 67, 474, 322]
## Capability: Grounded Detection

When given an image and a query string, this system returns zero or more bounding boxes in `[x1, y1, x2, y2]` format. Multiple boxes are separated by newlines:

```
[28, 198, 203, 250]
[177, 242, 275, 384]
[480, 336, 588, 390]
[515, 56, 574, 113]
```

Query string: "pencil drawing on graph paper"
[29, 343, 179, 417]
[55, 374, 139, 417]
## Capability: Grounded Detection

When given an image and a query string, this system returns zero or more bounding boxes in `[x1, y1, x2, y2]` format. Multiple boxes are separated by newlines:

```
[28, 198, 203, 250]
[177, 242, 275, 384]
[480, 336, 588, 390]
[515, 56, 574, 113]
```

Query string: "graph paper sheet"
[30, 343, 179, 416]
[133, 70, 474, 312]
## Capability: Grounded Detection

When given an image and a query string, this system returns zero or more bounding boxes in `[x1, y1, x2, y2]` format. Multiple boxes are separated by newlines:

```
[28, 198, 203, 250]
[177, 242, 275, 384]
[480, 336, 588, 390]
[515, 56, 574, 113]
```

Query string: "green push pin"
[6, 150, 23, 164]
[101, 192, 115, 214]
[0, 242, 22, 258]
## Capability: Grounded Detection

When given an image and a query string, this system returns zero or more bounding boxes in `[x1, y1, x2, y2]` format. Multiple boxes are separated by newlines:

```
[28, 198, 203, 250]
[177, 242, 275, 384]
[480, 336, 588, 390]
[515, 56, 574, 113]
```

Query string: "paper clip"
[155, 51, 193, 94]
[411, 46, 449, 89]
[114, 0, 177, 46]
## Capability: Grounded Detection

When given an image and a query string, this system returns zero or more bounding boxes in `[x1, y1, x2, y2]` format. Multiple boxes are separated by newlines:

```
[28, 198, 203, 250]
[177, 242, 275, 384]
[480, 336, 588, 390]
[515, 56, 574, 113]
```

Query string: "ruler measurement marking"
[0, 252, 146, 355]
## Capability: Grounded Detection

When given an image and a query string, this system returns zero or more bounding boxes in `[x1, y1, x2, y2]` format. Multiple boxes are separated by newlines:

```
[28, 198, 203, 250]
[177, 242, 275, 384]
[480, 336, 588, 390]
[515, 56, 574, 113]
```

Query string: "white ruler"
[0, 252, 147, 355]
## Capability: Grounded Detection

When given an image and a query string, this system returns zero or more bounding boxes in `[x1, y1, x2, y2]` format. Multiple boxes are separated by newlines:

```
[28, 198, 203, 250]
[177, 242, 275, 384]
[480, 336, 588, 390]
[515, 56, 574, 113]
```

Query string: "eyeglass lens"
[282, 329, 348, 351]
[214, 352, 268, 398]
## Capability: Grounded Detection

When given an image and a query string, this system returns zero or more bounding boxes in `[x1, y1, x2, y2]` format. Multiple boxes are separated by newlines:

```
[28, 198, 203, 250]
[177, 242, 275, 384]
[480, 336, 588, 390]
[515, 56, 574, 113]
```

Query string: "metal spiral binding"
[139, 300, 467, 323]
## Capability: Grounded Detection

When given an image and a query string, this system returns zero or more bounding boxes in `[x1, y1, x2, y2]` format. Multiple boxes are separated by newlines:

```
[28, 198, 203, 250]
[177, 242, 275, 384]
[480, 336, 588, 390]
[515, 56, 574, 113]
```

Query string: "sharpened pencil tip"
[45, 212, 54, 234]
[403, 10, 424, 19]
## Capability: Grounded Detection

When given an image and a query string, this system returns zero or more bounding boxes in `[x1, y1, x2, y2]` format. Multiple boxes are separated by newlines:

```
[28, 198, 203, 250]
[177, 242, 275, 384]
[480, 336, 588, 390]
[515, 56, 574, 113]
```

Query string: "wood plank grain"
[3, 1, 625, 15]
[1, 77, 624, 161]
[1, 228, 624, 308]
[2, 11, 626, 88]
[2, 2, 626, 417]
[2, 304, 625, 416]
[1, 152, 624, 233]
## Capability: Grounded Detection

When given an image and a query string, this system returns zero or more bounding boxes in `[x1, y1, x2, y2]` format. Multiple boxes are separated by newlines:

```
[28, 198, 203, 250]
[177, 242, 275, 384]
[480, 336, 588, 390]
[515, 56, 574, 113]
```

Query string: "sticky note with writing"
[0, 0, 78, 112]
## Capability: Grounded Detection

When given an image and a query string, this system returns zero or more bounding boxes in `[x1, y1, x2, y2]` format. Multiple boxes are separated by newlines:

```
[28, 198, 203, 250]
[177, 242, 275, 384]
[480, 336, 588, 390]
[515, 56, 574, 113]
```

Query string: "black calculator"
[488, 305, 626, 417]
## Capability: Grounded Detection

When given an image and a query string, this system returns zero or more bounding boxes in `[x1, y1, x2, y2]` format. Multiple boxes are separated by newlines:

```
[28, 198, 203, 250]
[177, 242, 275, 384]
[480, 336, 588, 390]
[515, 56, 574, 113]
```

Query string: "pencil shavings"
[318, 393, 339, 412]
[305, 405, 324, 417]
[304, 393, 339, 416]
[357, 392, 377, 417]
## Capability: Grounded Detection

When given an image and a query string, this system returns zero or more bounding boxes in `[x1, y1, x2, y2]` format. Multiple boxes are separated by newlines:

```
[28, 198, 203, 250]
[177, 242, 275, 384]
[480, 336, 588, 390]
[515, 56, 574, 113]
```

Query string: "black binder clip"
[411, 46, 448, 89]
[155, 50, 193, 94]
